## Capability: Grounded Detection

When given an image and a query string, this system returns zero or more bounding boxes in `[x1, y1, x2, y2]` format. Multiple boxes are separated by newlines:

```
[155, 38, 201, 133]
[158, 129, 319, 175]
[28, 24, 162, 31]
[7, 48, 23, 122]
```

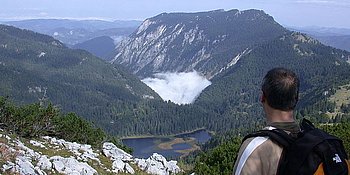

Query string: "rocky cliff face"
[0, 130, 181, 175]
[112, 9, 287, 79]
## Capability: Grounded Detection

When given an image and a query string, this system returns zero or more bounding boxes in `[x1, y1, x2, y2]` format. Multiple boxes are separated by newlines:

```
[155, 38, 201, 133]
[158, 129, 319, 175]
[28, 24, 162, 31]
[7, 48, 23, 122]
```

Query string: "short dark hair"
[262, 68, 299, 111]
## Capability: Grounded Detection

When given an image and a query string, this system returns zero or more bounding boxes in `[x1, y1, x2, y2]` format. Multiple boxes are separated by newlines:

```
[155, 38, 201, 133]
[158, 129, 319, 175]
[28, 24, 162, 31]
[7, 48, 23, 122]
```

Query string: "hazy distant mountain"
[290, 26, 350, 51]
[73, 36, 115, 60]
[289, 26, 350, 36]
[4, 19, 141, 45]
[313, 35, 350, 52]
[112, 9, 287, 78]
[5, 19, 141, 32]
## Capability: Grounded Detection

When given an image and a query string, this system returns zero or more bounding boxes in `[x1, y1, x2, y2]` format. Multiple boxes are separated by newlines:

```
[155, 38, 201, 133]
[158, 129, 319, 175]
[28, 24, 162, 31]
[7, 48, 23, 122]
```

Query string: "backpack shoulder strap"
[243, 128, 296, 175]
[243, 128, 294, 148]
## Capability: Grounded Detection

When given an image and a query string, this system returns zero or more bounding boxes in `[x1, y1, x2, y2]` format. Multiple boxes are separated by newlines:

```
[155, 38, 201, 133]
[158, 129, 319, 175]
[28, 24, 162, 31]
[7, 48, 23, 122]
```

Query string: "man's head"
[261, 68, 300, 111]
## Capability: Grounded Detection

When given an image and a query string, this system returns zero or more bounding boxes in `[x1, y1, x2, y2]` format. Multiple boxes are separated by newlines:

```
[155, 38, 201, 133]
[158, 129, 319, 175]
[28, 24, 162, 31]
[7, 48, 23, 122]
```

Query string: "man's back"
[233, 122, 299, 175]
[233, 136, 282, 175]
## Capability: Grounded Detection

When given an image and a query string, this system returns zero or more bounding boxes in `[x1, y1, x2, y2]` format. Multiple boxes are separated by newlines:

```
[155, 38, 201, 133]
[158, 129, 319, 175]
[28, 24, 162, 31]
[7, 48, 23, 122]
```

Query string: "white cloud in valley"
[142, 71, 211, 105]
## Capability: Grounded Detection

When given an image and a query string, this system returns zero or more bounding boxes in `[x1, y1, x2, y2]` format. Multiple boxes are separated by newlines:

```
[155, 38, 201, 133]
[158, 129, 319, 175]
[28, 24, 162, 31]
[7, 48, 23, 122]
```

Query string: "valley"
[1, 7, 350, 175]
[1, 9, 350, 138]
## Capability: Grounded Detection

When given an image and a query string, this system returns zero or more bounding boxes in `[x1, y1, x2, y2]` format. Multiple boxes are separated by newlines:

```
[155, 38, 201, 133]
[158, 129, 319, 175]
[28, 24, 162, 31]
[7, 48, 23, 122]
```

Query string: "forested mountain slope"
[195, 32, 350, 132]
[0, 24, 161, 133]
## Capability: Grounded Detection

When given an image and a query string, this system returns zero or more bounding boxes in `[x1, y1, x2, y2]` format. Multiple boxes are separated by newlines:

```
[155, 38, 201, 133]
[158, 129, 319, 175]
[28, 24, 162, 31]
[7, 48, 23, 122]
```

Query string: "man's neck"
[265, 105, 295, 124]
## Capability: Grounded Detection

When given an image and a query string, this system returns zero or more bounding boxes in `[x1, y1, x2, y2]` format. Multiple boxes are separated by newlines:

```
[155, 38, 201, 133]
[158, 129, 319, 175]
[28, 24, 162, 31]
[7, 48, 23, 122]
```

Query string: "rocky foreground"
[0, 130, 181, 175]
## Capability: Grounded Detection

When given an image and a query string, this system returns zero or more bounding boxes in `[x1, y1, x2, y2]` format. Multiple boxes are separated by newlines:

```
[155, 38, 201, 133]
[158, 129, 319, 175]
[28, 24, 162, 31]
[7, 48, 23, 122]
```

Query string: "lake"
[122, 129, 212, 159]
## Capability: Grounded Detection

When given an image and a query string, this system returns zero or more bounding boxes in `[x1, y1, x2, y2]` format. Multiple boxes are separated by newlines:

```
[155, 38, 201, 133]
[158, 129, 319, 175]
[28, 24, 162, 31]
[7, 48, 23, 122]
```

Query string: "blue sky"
[1, 0, 349, 28]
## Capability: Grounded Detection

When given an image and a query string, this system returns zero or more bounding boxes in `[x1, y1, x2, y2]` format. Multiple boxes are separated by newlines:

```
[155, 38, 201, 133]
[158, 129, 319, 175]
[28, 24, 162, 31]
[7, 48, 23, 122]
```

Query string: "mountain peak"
[146, 9, 272, 24]
[113, 9, 286, 78]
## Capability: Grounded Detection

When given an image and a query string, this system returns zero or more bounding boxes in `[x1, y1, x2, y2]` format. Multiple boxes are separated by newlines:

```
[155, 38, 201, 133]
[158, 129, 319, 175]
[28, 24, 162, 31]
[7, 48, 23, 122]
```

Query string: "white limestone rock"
[135, 153, 181, 175]
[125, 163, 135, 174]
[34, 166, 47, 175]
[15, 156, 37, 175]
[30, 140, 46, 148]
[135, 158, 148, 170]
[50, 156, 97, 175]
[37, 155, 52, 170]
[112, 159, 125, 173]
[147, 165, 168, 175]
[42, 136, 100, 163]
[15, 140, 41, 160]
[103, 142, 135, 174]
[102, 142, 133, 161]
[0, 133, 180, 175]
[2, 161, 15, 171]
[166, 160, 181, 174]
[149, 153, 167, 166]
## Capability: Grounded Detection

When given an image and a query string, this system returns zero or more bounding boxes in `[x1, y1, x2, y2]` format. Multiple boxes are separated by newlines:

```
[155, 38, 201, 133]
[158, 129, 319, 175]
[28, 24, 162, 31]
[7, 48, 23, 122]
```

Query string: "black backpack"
[244, 119, 349, 175]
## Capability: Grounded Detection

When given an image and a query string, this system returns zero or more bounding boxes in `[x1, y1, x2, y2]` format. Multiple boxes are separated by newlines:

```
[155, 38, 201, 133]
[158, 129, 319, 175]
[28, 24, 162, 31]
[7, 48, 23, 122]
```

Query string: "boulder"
[15, 156, 37, 175]
[42, 136, 99, 163]
[102, 142, 136, 174]
[50, 156, 97, 175]
[135, 153, 181, 175]
[34, 166, 47, 175]
[147, 165, 168, 175]
[148, 153, 167, 166]
[125, 163, 135, 174]
[112, 158, 125, 173]
[15, 140, 41, 160]
[37, 155, 52, 170]
[30, 140, 46, 148]
[166, 160, 181, 174]
[2, 161, 15, 171]
[135, 158, 147, 170]
[102, 142, 133, 161]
